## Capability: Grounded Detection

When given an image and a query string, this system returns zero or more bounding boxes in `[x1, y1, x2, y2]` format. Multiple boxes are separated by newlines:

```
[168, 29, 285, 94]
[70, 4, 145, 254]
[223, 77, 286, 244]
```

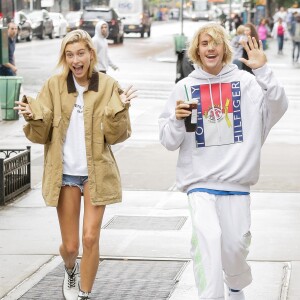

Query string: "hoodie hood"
[94, 20, 109, 39]
[188, 63, 238, 80]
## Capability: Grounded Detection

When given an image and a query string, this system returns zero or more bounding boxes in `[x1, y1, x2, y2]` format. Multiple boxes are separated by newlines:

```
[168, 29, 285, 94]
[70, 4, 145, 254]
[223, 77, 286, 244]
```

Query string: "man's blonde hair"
[57, 30, 98, 79]
[188, 23, 233, 68]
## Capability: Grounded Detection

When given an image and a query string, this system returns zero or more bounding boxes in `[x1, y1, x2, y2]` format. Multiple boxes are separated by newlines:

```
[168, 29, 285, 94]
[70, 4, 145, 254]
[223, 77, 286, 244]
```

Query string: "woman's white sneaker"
[62, 262, 80, 300]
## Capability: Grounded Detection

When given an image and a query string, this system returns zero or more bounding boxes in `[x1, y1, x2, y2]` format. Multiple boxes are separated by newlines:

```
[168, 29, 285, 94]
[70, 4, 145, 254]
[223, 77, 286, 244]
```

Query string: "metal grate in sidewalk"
[102, 216, 187, 230]
[19, 259, 188, 300]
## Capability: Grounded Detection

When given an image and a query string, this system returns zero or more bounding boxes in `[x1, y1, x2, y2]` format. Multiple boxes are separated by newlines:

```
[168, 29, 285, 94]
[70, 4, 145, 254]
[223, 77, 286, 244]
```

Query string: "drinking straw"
[184, 85, 189, 101]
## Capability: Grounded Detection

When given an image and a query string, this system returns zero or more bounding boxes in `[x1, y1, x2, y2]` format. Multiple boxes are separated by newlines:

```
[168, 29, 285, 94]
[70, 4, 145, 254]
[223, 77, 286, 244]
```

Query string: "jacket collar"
[67, 71, 99, 93]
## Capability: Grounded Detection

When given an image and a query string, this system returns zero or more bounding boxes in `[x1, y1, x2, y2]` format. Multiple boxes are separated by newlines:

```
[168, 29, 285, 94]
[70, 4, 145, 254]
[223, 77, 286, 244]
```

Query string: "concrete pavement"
[0, 35, 300, 299]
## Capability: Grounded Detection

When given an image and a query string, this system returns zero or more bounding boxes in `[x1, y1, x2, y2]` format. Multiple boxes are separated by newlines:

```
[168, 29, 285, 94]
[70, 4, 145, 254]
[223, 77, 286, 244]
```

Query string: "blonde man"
[159, 23, 288, 300]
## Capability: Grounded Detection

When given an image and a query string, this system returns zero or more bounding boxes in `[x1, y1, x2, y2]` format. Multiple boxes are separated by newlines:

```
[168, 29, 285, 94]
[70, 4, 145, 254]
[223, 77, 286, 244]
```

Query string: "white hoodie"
[92, 20, 118, 72]
[159, 64, 288, 193]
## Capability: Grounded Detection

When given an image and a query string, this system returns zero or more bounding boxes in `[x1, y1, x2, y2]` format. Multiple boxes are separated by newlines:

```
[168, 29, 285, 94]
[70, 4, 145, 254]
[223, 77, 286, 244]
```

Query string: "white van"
[109, 0, 152, 38]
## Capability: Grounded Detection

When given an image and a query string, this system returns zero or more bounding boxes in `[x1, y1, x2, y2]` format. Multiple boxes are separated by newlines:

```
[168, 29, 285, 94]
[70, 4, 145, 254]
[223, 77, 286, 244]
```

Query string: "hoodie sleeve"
[158, 84, 187, 151]
[252, 64, 288, 141]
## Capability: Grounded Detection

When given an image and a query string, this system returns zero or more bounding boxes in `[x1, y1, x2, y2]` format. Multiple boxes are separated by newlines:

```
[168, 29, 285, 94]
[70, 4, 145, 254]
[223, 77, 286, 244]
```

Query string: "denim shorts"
[61, 174, 88, 194]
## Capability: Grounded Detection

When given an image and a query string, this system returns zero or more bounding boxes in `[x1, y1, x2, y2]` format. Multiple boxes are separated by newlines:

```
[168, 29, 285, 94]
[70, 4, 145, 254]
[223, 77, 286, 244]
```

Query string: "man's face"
[198, 33, 224, 75]
[101, 24, 108, 36]
[8, 23, 18, 39]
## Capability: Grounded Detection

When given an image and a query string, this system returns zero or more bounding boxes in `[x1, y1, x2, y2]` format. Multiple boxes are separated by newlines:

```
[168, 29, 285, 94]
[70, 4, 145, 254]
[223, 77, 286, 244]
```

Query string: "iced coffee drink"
[184, 100, 198, 132]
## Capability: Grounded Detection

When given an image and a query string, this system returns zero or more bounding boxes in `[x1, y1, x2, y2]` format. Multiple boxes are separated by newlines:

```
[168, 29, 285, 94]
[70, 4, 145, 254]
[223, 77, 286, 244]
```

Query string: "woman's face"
[65, 41, 93, 83]
[244, 27, 251, 36]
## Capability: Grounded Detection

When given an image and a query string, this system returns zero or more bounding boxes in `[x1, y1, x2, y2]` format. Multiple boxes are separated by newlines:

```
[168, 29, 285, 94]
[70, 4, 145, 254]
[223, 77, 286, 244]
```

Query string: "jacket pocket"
[92, 114, 104, 144]
[94, 160, 121, 199]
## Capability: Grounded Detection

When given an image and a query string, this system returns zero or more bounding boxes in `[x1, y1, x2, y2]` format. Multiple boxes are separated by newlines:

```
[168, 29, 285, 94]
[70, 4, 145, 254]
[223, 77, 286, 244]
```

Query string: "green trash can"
[174, 34, 187, 54]
[0, 76, 22, 120]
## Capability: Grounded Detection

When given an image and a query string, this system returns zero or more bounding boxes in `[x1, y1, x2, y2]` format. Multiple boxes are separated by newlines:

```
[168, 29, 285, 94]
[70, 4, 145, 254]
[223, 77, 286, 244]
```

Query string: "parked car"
[28, 9, 54, 39]
[49, 12, 68, 38]
[79, 7, 124, 44]
[65, 10, 82, 32]
[15, 11, 33, 42]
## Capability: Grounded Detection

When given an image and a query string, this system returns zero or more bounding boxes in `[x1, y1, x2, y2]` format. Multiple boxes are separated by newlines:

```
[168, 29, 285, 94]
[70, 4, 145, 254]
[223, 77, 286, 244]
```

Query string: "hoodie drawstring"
[208, 78, 222, 143]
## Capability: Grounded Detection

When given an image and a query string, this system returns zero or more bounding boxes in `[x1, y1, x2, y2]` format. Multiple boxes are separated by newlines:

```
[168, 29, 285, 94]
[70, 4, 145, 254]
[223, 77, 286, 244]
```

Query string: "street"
[0, 20, 300, 300]
[11, 20, 300, 192]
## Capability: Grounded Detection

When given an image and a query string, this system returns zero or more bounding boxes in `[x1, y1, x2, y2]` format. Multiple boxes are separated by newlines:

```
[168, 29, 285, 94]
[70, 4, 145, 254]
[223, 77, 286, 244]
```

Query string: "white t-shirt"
[63, 77, 88, 176]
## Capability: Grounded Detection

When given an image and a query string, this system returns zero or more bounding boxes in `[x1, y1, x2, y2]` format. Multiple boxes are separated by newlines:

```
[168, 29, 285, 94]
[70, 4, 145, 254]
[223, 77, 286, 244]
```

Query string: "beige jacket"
[23, 71, 131, 207]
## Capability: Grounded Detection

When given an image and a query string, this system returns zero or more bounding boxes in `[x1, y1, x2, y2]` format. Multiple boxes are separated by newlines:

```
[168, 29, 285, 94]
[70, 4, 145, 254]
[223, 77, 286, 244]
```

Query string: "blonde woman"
[15, 30, 136, 300]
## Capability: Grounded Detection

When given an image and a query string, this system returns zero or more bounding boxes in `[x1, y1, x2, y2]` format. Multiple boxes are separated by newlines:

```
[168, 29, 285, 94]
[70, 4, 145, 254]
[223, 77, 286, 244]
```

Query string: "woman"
[257, 18, 270, 50]
[271, 17, 288, 54]
[241, 23, 260, 74]
[14, 30, 136, 300]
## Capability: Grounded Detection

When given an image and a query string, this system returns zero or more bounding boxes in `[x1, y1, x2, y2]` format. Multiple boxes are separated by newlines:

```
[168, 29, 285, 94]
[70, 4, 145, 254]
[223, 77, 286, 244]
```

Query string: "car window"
[83, 10, 112, 21]
[49, 13, 59, 20]
[28, 11, 42, 21]
[65, 11, 82, 21]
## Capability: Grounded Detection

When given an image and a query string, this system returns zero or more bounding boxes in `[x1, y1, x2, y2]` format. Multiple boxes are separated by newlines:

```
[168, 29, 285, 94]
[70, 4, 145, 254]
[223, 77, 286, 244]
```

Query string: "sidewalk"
[0, 37, 299, 300]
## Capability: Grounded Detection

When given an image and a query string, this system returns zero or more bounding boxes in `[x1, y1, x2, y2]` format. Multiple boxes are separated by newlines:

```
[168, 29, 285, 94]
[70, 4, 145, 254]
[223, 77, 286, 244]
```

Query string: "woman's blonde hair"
[57, 29, 98, 79]
[188, 23, 233, 68]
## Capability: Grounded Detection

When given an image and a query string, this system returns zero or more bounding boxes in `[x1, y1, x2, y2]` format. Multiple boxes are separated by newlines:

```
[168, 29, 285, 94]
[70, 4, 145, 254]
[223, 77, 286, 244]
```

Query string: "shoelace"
[67, 267, 77, 288]
[78, 296, 90, 300]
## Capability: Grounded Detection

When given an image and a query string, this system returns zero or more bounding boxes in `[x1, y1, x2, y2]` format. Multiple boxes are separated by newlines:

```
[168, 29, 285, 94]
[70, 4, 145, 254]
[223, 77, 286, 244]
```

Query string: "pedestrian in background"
[0, 22, 18, 76]
[271, 17, 288, 54]
[14, 29, 136, 300]
[257, 18, 270, 50]
[273, 6, 287, 23]
[92, 20, 118, 74]
[231, 24, 245, 69]
[290, 13, 300, 63]
[159, 23, 288, 300]
[242, 23, 259, 73]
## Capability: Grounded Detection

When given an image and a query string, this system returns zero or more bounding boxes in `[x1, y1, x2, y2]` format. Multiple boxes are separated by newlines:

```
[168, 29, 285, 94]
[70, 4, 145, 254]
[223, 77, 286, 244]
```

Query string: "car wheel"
[49, 29, 54, 39]
[26, 31, 33, 42]
[120, 35, 124, 44]
[16, 33, 21, 43]
[39, 28, 46, 40]
[113, 35, 120, 44]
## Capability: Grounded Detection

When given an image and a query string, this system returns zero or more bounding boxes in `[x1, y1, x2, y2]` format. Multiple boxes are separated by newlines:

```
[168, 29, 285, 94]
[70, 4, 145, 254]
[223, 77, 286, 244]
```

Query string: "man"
[92, 20, 118, 74]
[0, 22, 18, 76]
[159, 23, 288, 300]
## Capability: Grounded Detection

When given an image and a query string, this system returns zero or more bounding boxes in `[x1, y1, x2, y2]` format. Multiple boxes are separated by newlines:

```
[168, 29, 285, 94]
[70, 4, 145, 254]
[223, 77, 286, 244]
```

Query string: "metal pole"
[180, 0, 183, 35]
[0, 157, 4, 205]
[80, 0, 83, 11]
[229, 0, 232, 32]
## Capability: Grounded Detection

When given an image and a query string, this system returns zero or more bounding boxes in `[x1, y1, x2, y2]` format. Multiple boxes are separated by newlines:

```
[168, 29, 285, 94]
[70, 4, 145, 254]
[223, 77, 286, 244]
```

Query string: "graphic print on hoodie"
[191, 81, 242, 148]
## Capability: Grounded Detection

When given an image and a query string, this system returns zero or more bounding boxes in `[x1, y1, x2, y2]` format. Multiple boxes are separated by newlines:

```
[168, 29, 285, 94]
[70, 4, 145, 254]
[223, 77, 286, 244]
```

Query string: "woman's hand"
[239, 36, 267, 70]
[120, 85, 137, 104]
[14, 100, 33, 119]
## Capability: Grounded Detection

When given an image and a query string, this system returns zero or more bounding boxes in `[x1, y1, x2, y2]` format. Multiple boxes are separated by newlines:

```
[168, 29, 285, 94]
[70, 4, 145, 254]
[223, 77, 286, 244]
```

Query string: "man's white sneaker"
[62, 262, 80, 300]
[228, 289, 245, 300]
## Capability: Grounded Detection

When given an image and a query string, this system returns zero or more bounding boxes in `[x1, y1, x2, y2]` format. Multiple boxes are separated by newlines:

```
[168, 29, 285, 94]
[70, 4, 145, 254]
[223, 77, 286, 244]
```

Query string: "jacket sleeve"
[23, 80, 54, 144]
[252, 64, 288, 142]
[158, 84, 186, 151]
[102, 83, 131, 145]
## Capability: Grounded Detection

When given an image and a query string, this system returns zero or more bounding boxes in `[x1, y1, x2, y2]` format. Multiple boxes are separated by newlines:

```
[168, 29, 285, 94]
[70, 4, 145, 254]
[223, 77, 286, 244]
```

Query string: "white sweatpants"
[188, 192, 252, 300]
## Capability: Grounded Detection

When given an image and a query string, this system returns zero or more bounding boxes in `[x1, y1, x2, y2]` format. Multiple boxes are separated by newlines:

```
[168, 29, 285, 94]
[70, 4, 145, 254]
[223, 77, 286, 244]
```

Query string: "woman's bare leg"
[57, 186, 81, 269]
[80, 182, 105, 292]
